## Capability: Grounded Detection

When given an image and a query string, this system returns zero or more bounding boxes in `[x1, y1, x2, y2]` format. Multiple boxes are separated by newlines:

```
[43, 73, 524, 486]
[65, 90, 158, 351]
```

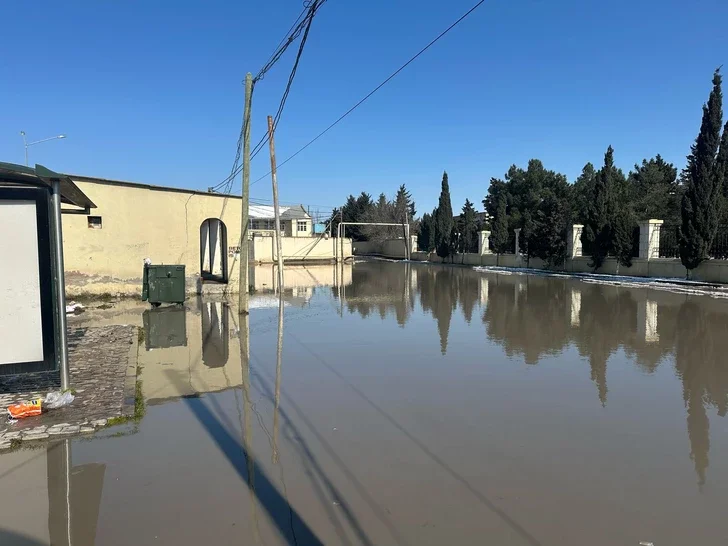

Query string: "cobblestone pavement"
[0, 325, 139, 450]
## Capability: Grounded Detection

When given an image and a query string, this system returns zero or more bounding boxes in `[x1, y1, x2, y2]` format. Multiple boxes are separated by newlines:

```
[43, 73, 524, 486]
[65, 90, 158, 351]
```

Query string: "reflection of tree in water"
[674, 302, 728, 488]
[434, 269, 457, 354]
[338, 261, 728, 488]
[456, 269, 480, 324]
[573, 286, 637, 406]
[417, 266, 468, 354]
[482, 276, 571, 365]
[342, 262, 411, 326]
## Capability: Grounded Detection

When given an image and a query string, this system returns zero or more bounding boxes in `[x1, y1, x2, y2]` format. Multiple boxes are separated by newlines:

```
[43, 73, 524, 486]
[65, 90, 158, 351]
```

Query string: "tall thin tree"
[680, 68, 728, 274]
[490, 192, 509, 265]
[434, 171, 454, 260]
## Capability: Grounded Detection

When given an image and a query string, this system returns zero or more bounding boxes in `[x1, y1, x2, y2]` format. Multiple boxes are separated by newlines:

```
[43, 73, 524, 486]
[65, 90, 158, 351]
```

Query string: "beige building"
[62, 175, 352, 296]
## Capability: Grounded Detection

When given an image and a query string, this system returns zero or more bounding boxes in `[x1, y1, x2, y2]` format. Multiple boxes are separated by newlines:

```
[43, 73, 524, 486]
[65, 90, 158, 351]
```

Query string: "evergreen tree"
[459, 199, 478, 253]
[611, 208, 636, 270]
[434, 171, 454, 259]
[628, 155, 679, 223]
[339, 192, 373, 241]
[363, 193, 395, 242]
[584, 146, 619, 270]
[394, 184, 416, 244]
[419, 212, 434, 252]
[573, 163, 597, 224]
[393, 184, 415, 221]
[606, 151, 634, 270]
[680, 68, 728, 273]
[491, 192, 510, 259]
[329, 207, 341, 237]
[529, 181, 572, 267]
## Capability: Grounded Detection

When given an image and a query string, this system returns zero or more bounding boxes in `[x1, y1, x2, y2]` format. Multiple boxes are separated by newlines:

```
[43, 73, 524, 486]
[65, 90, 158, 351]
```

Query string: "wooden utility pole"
[267, 115, 285, 292]
[238, 72, 253, 313]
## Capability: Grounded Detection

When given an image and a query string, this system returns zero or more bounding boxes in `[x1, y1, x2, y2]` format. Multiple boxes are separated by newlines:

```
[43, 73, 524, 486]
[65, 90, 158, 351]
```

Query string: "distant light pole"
[20, 131, 67, 166]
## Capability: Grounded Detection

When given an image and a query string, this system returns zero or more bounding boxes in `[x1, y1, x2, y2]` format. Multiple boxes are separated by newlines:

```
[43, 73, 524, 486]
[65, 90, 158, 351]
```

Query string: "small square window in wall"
[297, 221, 307, 232]
[87, 216, 102, 229]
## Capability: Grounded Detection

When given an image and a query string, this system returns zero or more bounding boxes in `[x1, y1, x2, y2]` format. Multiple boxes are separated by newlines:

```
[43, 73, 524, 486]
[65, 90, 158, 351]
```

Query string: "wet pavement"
[1, 261, 728, 545]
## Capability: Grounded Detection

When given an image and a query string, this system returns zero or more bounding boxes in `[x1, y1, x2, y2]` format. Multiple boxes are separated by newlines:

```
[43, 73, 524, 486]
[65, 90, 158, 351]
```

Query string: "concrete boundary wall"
[353, 239, 407, 258]
[251, 235, 352, 264]
[365, 242, 728, 284]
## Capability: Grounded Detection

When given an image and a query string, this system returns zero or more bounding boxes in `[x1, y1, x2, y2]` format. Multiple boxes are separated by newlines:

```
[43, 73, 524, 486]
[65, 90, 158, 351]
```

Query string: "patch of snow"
[473, 266, 728, 299]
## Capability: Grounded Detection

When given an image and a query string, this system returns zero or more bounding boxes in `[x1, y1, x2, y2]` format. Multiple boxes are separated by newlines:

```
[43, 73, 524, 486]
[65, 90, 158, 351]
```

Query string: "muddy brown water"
[2, 261, 728, 545]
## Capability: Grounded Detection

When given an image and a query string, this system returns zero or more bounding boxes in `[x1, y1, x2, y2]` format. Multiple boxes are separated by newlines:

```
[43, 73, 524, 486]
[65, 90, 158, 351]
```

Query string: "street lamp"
[20, 131, 67, 166]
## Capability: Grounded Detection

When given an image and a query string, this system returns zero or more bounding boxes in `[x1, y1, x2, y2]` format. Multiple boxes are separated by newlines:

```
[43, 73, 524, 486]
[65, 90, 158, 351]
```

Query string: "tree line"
[332, 69, 728, 275]
[329, 184, 416, 244]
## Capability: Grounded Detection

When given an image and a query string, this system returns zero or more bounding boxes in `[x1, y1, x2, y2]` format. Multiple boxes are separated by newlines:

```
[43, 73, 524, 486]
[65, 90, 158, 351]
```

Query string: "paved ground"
[0, 325, 139, 450]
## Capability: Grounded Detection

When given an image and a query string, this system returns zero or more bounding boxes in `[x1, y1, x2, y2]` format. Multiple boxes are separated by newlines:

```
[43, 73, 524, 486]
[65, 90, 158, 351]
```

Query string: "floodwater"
[2, 261, 728, 545]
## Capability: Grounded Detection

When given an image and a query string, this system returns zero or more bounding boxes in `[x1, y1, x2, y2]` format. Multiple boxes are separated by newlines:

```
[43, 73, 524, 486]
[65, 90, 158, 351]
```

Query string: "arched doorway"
[200, 218, 228, 283]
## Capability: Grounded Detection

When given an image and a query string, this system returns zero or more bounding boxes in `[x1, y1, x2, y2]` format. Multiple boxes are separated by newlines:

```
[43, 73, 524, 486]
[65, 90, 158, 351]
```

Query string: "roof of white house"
[249, 204, 310, 220]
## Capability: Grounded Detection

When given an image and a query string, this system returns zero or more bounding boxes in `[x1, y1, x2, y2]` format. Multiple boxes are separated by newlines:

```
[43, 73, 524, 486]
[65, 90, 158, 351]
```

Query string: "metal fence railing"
[658, 224, 680, 258]
[709, 225, 728, 259]
[577, 226, 639, 258]
[658, 224, 728, 259]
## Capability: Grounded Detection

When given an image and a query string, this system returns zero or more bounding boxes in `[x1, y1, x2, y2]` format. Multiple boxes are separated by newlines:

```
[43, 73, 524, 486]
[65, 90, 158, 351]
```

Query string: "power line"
[253, 0, 327, 83]
[211, 0, 325, 192]
[250, 0, 487, 187]
[250, 0, 323, 160]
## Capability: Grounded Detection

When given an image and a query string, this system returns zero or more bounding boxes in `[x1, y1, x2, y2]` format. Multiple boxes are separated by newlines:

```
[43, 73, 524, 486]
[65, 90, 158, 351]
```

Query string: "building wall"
[62, 180, 345, 296]
[251, 233, 352, 264]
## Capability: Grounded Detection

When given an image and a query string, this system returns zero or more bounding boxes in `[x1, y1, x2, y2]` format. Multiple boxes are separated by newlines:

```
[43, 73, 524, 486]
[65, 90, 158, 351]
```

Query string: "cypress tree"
[680, 68, 728, 273]
[434, 171, 454, 259]
[491, 192, 509, 261]
[459, 199, 478, 253]
[584, 147, 615, 270]
[607, 151, 634, 270]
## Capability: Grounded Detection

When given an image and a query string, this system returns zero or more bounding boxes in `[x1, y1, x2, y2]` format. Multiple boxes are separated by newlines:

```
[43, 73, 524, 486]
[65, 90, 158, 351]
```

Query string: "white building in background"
[249, 204, 312, 237]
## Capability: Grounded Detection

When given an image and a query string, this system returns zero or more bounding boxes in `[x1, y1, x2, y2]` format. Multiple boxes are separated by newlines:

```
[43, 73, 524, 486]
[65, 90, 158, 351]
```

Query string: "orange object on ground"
[7, 399, 42, 419]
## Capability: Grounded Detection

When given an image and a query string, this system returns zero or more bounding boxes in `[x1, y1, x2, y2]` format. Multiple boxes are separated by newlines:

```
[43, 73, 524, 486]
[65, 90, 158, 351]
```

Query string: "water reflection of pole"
[272, 294, 284, 463]
[404, 261, 410, 309]
[48, 439, 73, 546]
[61, 439, 72, 546]
[238, 311, 261, 543]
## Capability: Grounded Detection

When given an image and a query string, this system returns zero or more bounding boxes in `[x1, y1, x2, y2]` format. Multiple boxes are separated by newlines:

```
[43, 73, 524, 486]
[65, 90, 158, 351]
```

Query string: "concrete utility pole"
[51, 179, 70, 390]
[267, 115, 285, 292]
[239, 73, 253, 314]
[404, 208, 410, 260]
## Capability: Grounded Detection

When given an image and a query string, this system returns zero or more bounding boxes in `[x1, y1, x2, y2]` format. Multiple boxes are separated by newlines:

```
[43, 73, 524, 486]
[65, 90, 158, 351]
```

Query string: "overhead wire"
[249, 0, 322, 161]
[210, 0, 324, 193]
[250, 0, 487, 187]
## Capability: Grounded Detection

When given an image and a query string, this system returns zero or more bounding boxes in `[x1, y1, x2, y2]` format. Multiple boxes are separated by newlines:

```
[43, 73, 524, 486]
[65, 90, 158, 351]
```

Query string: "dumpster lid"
[0, 162, 96, 210]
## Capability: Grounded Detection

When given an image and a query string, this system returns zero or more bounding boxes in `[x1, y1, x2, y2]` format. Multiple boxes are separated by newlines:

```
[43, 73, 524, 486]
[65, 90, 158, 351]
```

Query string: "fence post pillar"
[568, 224, 583, 258]
[411, 235, 419, 253]
[479, 231, 492, 255]
[639, 219, 663, 260]
[514, 228, 522, 256]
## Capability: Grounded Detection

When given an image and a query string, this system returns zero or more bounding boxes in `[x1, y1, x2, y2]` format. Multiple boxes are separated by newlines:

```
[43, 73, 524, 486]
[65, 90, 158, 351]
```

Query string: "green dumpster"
[142, 264, 186, 306]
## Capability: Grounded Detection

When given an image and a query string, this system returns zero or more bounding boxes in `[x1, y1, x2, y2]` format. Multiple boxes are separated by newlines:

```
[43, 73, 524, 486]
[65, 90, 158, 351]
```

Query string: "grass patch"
[4, 438, 45, 453]
[106, 378, 146, 428]
[137, 327, 145, 344]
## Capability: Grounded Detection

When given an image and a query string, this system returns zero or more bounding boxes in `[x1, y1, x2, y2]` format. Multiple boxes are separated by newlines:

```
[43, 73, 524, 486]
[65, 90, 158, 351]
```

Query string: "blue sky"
[2, 0, 727, 216]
